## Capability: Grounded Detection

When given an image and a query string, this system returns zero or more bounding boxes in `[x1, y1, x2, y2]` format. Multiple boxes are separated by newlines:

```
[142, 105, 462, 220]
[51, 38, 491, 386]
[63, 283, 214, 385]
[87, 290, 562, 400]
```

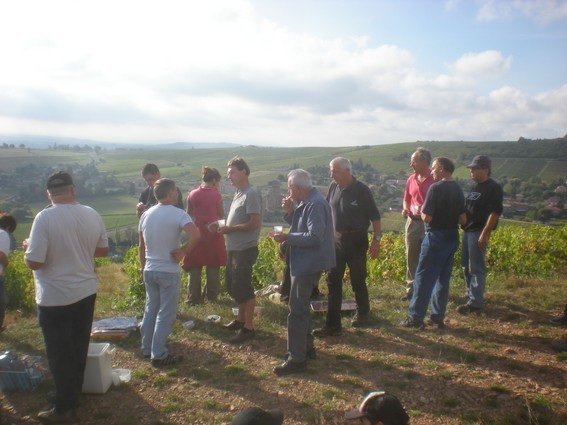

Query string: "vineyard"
[1, 224, 566, 424]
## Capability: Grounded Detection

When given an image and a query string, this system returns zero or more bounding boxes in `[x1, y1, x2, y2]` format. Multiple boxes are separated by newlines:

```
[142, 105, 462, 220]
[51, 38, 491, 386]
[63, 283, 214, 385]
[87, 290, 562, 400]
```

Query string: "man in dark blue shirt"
[314, 157, 381, 337]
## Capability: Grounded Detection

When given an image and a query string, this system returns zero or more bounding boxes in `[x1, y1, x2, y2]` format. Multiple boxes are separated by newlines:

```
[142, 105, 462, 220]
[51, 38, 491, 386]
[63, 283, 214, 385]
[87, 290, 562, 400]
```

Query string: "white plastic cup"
[217, 219, 226, 228]
[274, 225, 283, 234]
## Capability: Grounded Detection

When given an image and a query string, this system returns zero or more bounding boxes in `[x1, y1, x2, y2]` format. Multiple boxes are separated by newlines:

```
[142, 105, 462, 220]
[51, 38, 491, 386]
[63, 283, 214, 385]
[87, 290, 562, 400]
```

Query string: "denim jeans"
[408, 228, 459, 323]
[38, 294, 96, 414]
[141, 271, 182, 360]
[326, 232, 369, 330]
[461, 230, 487, 308]
[287, 272, 320, 362]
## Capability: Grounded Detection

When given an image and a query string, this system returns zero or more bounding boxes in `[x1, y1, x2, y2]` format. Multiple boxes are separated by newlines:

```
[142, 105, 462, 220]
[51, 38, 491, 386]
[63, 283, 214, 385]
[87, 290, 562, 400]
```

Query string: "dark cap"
[46, 171, 74, 189]
[345, 391, 409, 425]
[230, 407, 284, 425]
[466, 155, 491, 169]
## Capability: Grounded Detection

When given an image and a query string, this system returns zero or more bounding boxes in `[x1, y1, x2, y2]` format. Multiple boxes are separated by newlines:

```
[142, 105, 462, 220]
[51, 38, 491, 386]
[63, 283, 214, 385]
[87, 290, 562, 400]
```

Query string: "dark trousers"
[38, 294, 96, 413]
[280, 245, 321, 299]
[0, 275, 5, 328]
[326, 232, 369, 329]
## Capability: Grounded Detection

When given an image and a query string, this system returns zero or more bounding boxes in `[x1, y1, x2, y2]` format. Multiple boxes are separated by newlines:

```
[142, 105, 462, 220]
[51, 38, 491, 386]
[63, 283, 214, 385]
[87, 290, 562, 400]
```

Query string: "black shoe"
[400, 317, 424, 329]
[313, 326, 342, 337]
[284, 348, 316, 361]
[37, 407, 77, 424]
[425, 318, 446, 329]
[273, 360, 307, 376]
[549, 314, 567, 326]
[151, 354, 183, 368]
[229, 327, 255, 344]
[222, 319, 245, 331]
[279, 294, 290, 303]
[45, 392, 80, 409]
[351, 313, 371, 328]
[456, 304, 482, 315]
[551, 340, 567, 352]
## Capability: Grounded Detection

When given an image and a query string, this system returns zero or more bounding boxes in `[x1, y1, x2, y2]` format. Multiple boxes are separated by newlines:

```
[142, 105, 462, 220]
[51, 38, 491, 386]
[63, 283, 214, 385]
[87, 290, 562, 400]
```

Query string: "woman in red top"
[183, 167, 227, 305]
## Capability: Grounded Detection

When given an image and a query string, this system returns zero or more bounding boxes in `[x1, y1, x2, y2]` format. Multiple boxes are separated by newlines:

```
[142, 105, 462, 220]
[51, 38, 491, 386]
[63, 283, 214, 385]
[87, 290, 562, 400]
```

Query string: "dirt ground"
[1, 302, 567, 424]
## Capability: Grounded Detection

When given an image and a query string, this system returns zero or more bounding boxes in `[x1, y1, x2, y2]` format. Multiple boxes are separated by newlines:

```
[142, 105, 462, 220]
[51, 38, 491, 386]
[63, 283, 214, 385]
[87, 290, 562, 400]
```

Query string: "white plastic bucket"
[82, 343, 114, 394]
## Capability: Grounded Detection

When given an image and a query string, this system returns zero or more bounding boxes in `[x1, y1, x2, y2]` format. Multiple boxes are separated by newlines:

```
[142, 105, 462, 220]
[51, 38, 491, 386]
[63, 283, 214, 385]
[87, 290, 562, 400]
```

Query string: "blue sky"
[0, 0, 565, 147]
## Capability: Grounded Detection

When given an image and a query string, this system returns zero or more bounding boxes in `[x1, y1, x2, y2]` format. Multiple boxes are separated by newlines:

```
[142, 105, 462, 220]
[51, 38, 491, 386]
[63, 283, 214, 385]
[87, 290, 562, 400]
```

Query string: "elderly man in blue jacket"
[271, 169, 336, 376]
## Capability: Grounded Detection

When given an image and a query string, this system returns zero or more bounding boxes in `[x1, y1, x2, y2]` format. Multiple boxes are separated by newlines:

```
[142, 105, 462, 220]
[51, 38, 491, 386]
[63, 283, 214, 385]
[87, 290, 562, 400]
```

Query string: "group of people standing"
[16, 147, 508, 423]
[400, 149, 503, 329]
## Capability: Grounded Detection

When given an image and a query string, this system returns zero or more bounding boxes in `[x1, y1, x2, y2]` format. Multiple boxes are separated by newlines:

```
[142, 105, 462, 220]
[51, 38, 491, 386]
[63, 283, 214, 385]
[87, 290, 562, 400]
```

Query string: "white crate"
[82, 343, 114, 394]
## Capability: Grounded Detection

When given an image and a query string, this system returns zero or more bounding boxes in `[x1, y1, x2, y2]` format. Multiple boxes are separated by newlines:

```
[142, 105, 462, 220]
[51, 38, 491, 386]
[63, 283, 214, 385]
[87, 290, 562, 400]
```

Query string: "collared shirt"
[404, 171, 435, 217]
[327, 178, 381, 232]
[284, 188, 336, 276]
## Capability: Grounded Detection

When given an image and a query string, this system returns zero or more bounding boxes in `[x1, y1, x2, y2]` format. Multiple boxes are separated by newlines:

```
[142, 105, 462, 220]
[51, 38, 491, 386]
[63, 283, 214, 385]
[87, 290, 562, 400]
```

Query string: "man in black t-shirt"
[314, 157, 382, 337]
[457, 155, 503, 314]
[136, 163, 184, 218]
[402, 157, 466, 329]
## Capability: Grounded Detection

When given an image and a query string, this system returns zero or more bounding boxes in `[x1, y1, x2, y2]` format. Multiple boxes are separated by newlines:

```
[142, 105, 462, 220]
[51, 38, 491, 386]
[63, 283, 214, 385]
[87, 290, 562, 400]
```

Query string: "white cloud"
[476, 0, 567, 24]
[451, 51, 512, 79]
[0, 0, 565, 146]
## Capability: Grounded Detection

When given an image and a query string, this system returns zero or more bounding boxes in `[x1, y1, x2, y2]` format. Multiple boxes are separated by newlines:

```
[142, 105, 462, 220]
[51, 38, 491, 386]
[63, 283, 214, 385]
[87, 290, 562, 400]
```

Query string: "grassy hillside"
[95, 140, 567, 182]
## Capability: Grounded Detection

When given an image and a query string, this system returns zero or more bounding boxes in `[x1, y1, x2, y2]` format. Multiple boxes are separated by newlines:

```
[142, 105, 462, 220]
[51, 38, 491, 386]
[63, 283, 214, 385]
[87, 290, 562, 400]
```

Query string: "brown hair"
[202, 166, 222, 183]
[227, 156, 250, 176]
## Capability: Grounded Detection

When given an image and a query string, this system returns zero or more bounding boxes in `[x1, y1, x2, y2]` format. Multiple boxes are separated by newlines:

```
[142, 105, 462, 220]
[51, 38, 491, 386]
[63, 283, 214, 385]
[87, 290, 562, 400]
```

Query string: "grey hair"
[330, 157, 352, 172]
[288, 169, 312, 189]
[414, 147, 432, 164]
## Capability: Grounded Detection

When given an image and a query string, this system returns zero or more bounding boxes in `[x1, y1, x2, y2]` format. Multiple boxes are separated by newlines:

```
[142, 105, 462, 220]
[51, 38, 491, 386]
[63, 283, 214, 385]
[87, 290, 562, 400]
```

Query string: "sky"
[0, 0, 566, 147]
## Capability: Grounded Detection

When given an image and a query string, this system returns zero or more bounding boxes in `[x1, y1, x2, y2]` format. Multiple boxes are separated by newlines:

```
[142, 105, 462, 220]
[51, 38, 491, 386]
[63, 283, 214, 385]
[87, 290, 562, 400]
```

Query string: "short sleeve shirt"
[422, 180, 465, 229]
[0, 229, 9, 275]
[226, 185, 262, 251]
[326, 178, 381, 232]
[464, 178, 503, 232]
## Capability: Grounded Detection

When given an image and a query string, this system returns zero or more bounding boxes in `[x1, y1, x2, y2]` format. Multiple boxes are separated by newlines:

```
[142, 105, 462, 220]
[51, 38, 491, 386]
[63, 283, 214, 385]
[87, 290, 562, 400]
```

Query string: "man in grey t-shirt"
[213, 157, 262, 344]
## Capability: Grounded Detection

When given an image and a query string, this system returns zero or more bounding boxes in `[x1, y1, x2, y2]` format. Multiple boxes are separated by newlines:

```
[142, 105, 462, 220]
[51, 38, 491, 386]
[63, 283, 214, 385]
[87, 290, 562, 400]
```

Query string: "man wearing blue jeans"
[457, 155, 503, 314]
[271, 169, 335, 375]
[25, 172, 108, 424]
[139, 178, 199, 367]
[402, 158, 466, 329]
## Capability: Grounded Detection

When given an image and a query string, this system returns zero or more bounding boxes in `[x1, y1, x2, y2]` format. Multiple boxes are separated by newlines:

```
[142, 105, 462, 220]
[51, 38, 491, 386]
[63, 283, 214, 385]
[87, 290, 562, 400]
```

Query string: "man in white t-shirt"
[25, 172, 108, 423]
[139, 178, 199, 367]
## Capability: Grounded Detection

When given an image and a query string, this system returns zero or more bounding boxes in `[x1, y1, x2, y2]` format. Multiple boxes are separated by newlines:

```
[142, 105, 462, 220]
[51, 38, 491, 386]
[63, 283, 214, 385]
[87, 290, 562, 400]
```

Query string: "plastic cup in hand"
[217, 219, 226, 228]
[274, 226, 283, 235]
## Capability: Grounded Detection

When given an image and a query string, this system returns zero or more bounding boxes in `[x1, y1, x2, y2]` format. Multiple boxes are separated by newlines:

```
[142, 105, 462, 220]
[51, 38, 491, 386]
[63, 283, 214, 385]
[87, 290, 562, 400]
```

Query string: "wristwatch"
[373, 234, 382, 241]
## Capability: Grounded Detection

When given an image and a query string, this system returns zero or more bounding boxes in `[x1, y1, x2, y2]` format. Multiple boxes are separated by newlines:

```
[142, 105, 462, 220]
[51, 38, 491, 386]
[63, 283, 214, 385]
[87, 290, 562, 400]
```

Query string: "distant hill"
[0, 136, 565, 184]
[0, 134, 239, 150]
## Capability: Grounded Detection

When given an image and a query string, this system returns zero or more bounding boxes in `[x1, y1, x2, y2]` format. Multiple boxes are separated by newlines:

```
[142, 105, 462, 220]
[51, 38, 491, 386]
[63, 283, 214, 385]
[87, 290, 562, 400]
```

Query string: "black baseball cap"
[345, 391, 409, 425]
[466, 155, 491, 169]
[230, 407, 284, 425]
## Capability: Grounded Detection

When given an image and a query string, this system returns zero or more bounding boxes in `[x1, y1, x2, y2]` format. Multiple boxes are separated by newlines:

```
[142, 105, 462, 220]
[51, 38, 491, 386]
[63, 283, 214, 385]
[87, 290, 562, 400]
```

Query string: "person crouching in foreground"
[345, 391, 410, 425]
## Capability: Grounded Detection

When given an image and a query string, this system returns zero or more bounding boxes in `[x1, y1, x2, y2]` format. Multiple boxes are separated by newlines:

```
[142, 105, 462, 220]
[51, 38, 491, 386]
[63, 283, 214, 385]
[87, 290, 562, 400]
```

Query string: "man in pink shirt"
[401, 148, 434, 301]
